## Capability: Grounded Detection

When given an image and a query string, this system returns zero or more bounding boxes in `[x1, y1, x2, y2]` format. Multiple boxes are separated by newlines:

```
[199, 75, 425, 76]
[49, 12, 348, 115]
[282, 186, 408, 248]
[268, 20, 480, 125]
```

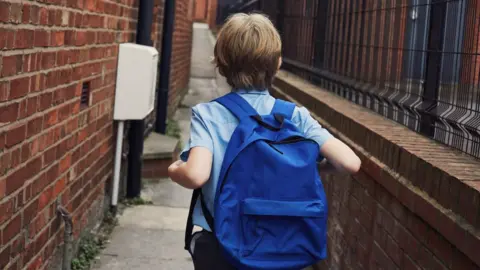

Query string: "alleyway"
[93, 23, 228, 270]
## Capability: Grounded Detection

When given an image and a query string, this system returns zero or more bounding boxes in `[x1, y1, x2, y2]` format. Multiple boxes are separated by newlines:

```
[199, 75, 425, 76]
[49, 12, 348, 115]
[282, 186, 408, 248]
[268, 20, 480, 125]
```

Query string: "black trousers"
[191, 231, 236, 270]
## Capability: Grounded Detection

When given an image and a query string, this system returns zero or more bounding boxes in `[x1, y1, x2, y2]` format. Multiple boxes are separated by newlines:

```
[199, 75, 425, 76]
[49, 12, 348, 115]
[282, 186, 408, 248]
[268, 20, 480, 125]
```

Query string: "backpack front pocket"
[240, 198, 326, 260]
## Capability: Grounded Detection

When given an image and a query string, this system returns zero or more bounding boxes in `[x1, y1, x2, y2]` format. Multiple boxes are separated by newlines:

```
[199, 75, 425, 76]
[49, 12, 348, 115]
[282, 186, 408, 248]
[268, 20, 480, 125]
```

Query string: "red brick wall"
[318, 172, 478, 270]
[461, 0, 480, 84]
[0, 0, 190, 269]
[207, 0, 217, 30]
[168, 0, 194, 117]
[272, 71, 480, 270]
[194, 0, 207, 21]
[193, 0, 216, 29]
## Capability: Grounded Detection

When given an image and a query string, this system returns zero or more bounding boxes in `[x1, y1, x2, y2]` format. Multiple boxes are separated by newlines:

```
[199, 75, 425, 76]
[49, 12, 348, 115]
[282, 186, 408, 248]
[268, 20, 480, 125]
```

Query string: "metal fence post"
[313, 0, 329, 69]
[420, 0, 447, 137]
[276, 0, 285, 53]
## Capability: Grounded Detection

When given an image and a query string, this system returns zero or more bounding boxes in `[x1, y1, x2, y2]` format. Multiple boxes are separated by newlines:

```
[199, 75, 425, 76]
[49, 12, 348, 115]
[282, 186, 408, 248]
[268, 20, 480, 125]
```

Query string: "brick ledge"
[272, 70, 480, 266]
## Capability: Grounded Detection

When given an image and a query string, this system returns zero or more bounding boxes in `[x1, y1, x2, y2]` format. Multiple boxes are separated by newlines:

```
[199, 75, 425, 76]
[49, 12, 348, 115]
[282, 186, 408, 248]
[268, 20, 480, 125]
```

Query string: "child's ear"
[277, 57, 283, 70]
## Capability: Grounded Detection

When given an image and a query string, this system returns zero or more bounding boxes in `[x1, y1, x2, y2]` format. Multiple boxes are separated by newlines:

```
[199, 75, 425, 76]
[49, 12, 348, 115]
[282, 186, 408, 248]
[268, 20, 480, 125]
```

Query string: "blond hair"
[214, 13, 282, 90]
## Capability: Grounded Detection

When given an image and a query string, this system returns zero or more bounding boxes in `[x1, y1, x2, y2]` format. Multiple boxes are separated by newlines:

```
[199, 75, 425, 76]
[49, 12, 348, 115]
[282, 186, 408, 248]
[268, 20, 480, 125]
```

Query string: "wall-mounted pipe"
[126, 0, 155, 199]
[111, 121, 125, 214]
[155, 0, 176, 134]
[57, 204, 73, 270]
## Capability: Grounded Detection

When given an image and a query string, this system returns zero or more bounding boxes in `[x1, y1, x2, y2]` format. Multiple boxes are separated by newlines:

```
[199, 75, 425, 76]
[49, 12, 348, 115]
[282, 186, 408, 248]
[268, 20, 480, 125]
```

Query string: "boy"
[168, 13, 361, 269]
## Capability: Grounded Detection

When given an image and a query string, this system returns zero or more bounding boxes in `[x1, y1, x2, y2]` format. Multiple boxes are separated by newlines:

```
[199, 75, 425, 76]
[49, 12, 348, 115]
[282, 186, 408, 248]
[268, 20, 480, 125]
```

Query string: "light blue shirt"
[180, 90, 333, 231]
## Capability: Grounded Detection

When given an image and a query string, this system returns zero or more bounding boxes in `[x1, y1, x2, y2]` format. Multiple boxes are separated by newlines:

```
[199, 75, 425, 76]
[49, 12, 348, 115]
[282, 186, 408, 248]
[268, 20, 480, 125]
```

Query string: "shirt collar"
[234, 89, 270, 95]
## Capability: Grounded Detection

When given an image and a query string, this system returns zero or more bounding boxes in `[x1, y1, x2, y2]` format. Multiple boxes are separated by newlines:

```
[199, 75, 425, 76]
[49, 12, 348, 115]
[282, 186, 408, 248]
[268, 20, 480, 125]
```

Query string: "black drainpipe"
[155, 0, 176, 134]
[126, 0, 154, 198]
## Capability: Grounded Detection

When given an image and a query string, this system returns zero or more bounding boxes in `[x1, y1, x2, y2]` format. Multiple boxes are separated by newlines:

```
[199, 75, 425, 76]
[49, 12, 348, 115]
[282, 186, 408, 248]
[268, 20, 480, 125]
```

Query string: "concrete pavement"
[93, 22, 227, 270]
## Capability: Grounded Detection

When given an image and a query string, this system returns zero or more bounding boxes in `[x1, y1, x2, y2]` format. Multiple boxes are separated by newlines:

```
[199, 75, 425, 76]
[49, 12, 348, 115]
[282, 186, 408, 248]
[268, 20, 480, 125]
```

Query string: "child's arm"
[168, 147, 213, 189]
[298, 107, 361, 174]
[319, 138, 361, 174]
[168, 105, 214, 189]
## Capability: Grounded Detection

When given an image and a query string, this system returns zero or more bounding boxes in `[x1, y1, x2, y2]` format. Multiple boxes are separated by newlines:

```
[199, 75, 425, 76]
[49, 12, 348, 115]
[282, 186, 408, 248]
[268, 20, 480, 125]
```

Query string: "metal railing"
[223, 0, 480, 159]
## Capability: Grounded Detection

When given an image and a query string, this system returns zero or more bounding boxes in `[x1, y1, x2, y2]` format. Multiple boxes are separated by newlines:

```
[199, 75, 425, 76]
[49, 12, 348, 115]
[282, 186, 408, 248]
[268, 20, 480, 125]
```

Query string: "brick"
[6, 260, 18, 270]
[2, 214, 21, 245]
[24, 198, 38, 226]
[464, 229, 480, 267]
[1, 54, 23, 77]
[75, 31, 87, 46]
[14, 29, 34, 49]
[389, 198, 407, 223]
[51, 31, 65, 47]
[47, 9, 57, 26]
[0, 82, 8, 101]
[39, 7, 48, 25]
[9, 2, 22, 23]
[10, 234, 24, 259]
[38, 186, 52, 211]
[41, 52, 56, 70]
[21, 143, 30, 164]
[0, 178, 4, 198]
[385, 234, 403, 267]
[0, 198, 13, 226]
[370, 242, 398, 270]
[27, 117, 43, 138]
[39, 92, 53, 111]
[6, 124, 26, 148]
[0, 1, 10, 23]
[43, 146, 56, 167]
[59, 154, 72, 174]
[392, 220, 421, 260]
[22, 3, 30, 23]
[43, 109, 58, 128]
[425, 228, 453, 267]
[26, 96, 38, 117]
[415, 245, 448, 270]
[402, 254, 420, 270]
[458, 182, 479, 226]
[9, 76, 30, 100]
[54, 9, 62, 25]
[30, 5, 39, 24]
[0, 245, 10, 268]
[373, 222, 388, 247]
[24, 53, 39, 73]
[0, 134, 5, 153]
[65, 30, 76, 46]
[46, 70, 59, 88]
[0, 102, 19, 125]
[53, 177, 66, 197]
[34, 29, 50, 47]
[18, 98, 28, 120]
[32, 73, 46, 93]
[451, 248, 478, 270]
[61, 10, 69, 26]
[5, 166, 27, 195]
[29, 138, 40, 156]
[10, 148, 20, 169]
[0, 28, 14, 49]
[46, 164, 59, 184]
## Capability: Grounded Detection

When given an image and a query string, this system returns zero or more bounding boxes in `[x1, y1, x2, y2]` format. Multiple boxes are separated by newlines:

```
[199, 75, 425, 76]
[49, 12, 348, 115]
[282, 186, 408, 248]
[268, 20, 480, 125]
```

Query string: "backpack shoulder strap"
[271, 99, 296, 120]
[215, 93, 258, 120]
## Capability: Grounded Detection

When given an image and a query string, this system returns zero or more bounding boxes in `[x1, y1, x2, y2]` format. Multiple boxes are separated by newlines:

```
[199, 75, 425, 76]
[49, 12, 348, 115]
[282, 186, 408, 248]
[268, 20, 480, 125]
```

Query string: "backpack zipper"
[267, 143, 283, 154]
[219, 136, 316, 193]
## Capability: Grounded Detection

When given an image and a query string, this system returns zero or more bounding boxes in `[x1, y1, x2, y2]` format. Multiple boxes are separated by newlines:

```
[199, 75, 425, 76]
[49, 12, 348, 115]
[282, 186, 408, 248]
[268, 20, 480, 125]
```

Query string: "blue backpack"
[185, 93, 328, 269]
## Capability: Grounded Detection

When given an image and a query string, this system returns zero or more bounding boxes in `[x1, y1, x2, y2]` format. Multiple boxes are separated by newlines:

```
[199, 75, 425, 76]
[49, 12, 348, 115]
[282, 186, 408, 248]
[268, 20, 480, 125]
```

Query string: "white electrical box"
[114, 43, 159, 120]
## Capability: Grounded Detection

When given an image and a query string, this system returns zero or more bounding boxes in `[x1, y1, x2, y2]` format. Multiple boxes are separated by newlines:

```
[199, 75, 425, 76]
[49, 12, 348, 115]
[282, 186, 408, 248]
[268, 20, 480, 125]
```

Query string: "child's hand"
[167, 147, 213, 189]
